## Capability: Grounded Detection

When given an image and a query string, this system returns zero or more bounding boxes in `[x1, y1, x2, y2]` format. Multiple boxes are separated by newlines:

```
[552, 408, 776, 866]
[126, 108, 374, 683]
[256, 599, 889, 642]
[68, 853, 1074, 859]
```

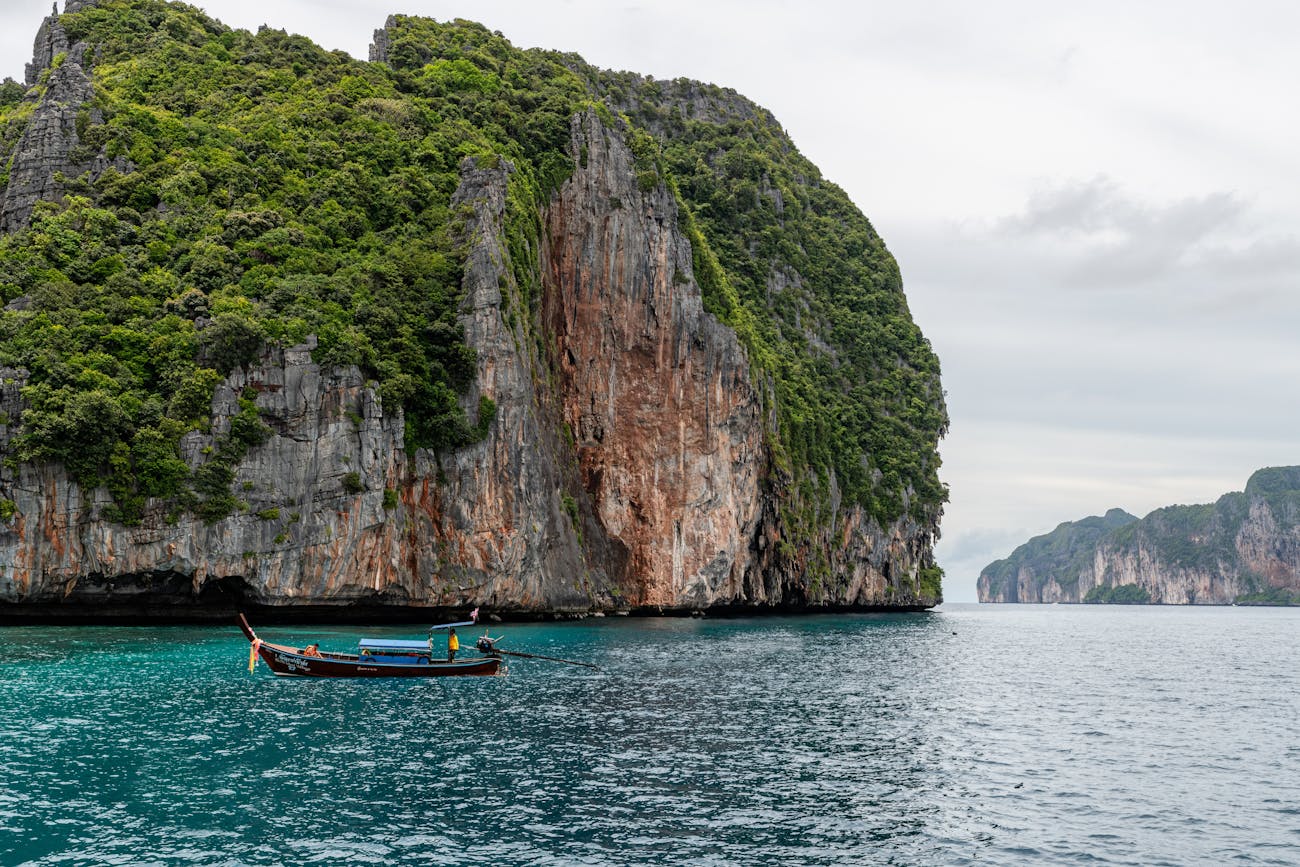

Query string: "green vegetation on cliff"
[0, 0, 947, 555]
[1083, 583, 1151, 604]
[1235, 587, 1300, 606]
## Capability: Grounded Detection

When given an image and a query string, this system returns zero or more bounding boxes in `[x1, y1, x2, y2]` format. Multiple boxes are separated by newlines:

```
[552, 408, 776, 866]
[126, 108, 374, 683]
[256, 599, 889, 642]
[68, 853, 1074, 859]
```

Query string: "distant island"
[978, 466, 1300, 605]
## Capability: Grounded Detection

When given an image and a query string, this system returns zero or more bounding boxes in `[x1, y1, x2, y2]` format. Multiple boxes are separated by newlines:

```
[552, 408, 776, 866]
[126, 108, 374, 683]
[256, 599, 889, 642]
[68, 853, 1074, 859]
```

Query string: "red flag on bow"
[470, 607, 480, 622]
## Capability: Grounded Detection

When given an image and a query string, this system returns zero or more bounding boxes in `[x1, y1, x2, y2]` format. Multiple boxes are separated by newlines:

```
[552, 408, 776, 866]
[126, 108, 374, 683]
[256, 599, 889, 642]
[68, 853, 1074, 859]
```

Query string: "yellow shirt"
[448, 634, 460, 651]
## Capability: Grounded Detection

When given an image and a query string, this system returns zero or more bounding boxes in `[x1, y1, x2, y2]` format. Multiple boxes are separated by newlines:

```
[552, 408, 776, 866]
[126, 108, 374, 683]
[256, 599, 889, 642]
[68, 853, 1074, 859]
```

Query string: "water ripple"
[2, 606, 1299, 864]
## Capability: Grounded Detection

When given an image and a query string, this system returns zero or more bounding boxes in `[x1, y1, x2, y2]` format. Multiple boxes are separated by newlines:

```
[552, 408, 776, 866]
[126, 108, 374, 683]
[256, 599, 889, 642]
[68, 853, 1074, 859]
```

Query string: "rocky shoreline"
[0, 599, 935, 625]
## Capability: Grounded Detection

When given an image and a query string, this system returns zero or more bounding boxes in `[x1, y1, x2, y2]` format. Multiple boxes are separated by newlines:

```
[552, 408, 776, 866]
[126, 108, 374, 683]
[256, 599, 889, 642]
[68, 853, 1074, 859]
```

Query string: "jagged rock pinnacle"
[3, 0, 126, 232]
[25, 7, 68, 86]
[369, 16, 398, 64]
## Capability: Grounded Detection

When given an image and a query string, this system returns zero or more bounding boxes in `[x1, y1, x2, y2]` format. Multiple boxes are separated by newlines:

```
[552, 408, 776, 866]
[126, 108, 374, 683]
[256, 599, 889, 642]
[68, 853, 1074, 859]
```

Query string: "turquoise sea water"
[2, 604, 1298, 865]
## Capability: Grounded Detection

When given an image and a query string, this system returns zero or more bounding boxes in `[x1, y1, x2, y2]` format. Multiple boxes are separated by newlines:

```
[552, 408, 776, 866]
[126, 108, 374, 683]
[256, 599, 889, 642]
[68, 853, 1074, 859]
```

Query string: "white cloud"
[996, 177, 1259, 288]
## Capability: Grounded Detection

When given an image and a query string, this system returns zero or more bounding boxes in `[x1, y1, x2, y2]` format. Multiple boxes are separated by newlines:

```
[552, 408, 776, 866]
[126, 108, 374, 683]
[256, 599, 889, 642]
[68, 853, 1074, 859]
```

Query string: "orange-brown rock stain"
[541, 112, 764, 608]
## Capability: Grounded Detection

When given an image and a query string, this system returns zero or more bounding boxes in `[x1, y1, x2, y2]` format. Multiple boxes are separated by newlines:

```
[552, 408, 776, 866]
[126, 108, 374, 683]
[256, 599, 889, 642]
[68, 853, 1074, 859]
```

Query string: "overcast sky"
[4, 1, 1298, 602]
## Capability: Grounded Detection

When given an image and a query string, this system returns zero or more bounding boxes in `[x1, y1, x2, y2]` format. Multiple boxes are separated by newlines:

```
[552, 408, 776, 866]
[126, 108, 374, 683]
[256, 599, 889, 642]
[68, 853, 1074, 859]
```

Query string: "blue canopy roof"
[359, 639, 431, 651]
[429, 619, 476, 631]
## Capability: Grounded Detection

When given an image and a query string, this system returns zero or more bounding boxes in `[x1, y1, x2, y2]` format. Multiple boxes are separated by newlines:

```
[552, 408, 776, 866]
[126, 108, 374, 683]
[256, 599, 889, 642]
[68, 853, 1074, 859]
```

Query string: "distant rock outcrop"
[978, 468, 1300, 604]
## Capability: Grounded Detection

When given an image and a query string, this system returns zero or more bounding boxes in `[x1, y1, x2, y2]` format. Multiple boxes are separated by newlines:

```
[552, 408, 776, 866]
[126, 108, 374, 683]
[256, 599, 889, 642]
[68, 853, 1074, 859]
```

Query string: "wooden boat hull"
[239, 614, 502, 678]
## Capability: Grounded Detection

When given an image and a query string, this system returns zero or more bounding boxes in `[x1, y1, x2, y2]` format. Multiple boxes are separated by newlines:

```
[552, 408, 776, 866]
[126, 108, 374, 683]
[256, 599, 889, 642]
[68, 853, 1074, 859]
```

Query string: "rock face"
[978, 469, 1300, 604]
[25, 5, 70, 87]
[0, 13, 944, 618]
[1, 344, 414, 608]
[3, 19, 91, 232]
[423, 156, 592, 612]
[543, 111, 765, 608]
[2, 1, 126, 233]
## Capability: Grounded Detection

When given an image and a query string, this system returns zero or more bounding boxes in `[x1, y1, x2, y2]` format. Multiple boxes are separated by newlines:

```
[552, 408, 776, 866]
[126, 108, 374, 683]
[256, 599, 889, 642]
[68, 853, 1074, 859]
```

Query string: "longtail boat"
[238, 613, 502, 678]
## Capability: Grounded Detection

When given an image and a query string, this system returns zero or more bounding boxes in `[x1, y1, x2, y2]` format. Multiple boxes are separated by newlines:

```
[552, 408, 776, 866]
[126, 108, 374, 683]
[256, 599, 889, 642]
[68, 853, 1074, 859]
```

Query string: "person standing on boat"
[447, 628, 459, 662]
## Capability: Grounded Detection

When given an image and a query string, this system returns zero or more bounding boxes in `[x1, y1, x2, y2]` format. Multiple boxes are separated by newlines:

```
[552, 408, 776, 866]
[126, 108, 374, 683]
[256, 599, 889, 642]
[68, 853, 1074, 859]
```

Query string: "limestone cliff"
[0, 5, 945, 618]
[978, 468, 1300, 604]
